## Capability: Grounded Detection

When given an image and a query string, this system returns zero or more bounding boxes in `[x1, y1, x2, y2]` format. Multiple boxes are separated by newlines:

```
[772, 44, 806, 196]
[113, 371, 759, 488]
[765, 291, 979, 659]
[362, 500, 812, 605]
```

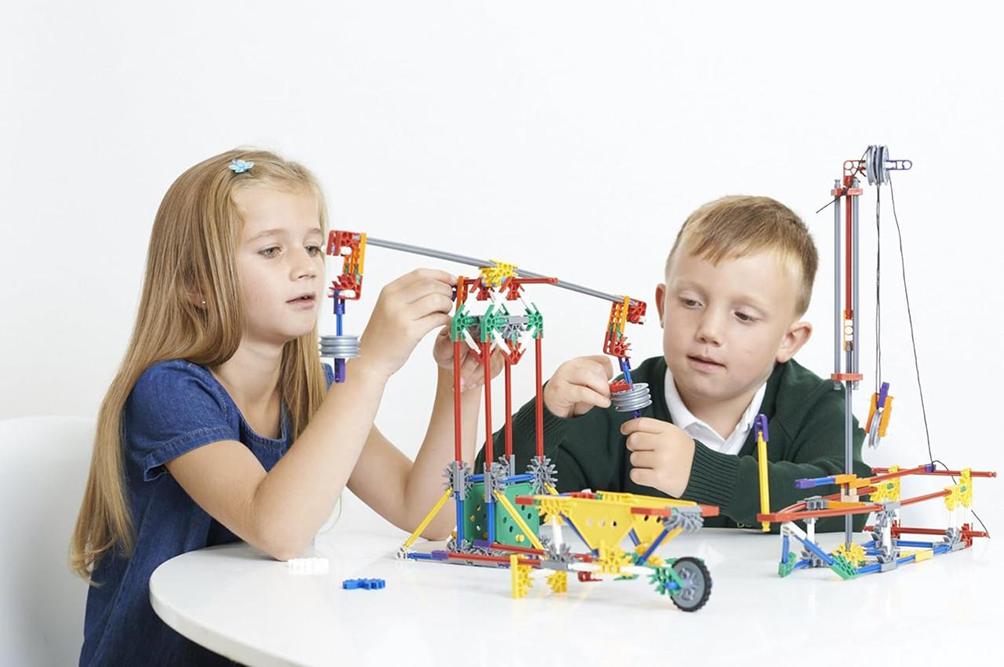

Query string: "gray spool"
[610, 382, 652, 413]
[319, 335, 360, 360]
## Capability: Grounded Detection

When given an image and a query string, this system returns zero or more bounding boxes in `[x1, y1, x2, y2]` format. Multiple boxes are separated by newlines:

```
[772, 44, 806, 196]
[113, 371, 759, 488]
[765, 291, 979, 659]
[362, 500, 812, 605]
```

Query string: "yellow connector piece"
[546, 571, 567, 594]
[510, 555, 533, 599]
[400, 488, 453, 552]
[871, 465, 900, 502]
[757, 431, 770, 531]
[480, 261, 517, 289]
[597, 542, 633, 575]
[878, 395, 893, 436]
[960, 469, 973, 508]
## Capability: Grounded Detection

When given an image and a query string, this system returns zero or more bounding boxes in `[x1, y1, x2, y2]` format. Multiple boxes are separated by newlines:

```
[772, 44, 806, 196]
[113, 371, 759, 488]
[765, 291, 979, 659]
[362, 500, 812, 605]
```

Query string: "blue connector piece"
[342, 578, 386, 590]
[877, 381, 890, 409]
[795, 475, 836, 489]
[619, 358, 634, 385]
[754, 414, 769, 442]
[333, 293, 347, 383]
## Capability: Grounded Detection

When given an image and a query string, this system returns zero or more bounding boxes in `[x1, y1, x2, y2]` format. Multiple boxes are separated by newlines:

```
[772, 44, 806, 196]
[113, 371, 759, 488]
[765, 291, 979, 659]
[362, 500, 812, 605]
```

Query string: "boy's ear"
[776, 319, 812, 363]
[655, 283, 666, 327]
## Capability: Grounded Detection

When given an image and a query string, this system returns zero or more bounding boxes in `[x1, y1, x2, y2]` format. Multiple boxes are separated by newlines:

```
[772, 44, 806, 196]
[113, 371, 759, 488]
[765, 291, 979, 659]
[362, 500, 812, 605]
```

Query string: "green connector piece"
[479, 304, 507, 343]
[778, 551, 797, 578]
[829, 554, 857, 580]
[649, 566, 682, 597]
[450, 305, 477, 343]
[525, 305, 544, 339]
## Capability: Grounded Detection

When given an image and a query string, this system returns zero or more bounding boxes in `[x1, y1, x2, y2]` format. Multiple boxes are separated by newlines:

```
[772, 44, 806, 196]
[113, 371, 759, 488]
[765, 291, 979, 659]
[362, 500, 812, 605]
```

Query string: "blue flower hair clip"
[229, 158, 254, 174]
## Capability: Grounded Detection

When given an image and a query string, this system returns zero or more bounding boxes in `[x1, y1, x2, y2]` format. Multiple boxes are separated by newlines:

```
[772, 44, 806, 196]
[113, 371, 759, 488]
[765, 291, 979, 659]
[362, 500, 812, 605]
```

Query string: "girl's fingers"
[398, 278, 455, 305]
[412, 312, 453, 338]
[407, 268, 456, 285]
[405, 293, 454, 320]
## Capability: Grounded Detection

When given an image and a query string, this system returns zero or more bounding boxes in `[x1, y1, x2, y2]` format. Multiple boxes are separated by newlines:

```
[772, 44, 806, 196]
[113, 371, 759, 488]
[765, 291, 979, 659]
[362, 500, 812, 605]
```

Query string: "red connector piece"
[626, 300, 647, 324]
[325, 230, 366, 300]
[475, 280, 492, 301]
[502, 342, 525, 365]
[609, 380, 630, 394]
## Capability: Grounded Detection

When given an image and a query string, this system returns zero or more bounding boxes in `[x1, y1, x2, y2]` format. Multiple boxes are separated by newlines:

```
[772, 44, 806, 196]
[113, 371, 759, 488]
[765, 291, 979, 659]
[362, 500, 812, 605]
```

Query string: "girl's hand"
[356, 269, 455, 381]
[432, 327, 504, 391]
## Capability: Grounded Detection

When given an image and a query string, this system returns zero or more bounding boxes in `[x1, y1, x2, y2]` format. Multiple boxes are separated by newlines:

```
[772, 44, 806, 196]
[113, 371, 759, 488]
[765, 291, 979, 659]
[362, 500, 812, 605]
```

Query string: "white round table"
[150, 494, 1001, 666]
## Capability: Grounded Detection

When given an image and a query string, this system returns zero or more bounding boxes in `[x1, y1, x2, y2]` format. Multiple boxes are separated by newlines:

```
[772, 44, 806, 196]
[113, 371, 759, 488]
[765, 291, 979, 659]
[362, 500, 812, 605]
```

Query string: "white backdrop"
[3, 1, 1001, 528]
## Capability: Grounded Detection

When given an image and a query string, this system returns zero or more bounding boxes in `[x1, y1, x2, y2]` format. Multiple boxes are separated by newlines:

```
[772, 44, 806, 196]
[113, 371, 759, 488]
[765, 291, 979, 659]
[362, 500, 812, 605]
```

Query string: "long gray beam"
[366, 236, 636, 306]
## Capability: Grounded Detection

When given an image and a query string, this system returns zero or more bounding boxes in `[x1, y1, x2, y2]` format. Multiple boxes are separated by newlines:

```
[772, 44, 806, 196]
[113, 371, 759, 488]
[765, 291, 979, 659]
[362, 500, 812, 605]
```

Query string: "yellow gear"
[480, 261, 517, 289]
[945, 484, 961, 511]
[832, 542, 866, 567]
[960, 469, 973, 508]
[597, 542, 633, 575]
[871, 465, 901, 502]
[546, 571, 567, 594]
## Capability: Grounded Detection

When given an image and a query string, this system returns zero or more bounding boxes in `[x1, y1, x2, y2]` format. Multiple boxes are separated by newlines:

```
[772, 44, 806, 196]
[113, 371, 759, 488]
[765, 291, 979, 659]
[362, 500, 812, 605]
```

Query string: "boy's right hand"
[544, 355, 614, 418]
[357, 269, 455, 381]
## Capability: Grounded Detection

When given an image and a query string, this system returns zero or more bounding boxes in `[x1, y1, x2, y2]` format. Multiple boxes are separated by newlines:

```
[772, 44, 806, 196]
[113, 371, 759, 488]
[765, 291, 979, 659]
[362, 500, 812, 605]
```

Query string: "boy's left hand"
[433, 326, 504, 391]
[621, 418, 695, 498]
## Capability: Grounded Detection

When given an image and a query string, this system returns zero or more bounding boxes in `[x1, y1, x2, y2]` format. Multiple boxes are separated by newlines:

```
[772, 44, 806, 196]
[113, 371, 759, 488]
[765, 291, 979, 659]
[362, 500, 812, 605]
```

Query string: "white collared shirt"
[663, 367, 767, 456]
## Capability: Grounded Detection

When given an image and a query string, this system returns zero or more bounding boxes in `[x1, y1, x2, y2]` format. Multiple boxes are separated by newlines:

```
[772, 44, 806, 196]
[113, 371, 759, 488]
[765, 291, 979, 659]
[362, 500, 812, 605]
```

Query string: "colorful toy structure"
[322, 234, 718, 610]
[754, 146, 996, 579]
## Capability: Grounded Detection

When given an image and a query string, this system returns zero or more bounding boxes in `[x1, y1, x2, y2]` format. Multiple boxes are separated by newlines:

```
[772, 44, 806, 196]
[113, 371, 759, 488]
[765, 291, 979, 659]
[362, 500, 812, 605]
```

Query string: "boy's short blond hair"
[666, 195, 818, 315]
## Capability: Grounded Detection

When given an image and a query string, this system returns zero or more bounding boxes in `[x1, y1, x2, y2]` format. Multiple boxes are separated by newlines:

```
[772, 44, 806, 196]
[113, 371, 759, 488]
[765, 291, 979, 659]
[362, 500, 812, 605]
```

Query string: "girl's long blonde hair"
[70, 149, 329, 579]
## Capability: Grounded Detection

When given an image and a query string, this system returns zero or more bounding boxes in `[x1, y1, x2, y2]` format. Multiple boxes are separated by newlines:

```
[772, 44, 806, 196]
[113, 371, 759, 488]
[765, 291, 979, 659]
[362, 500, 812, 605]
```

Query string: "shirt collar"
[663, 366, 767, 441]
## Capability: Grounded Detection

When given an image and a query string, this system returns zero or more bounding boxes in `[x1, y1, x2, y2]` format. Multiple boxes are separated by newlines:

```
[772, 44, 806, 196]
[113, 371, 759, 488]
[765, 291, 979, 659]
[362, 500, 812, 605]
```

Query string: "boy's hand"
[621, 418, 695, 498]
[543, 355, 614, 419]
[357, 269, 455, 381]
[432, 327, 504, 391]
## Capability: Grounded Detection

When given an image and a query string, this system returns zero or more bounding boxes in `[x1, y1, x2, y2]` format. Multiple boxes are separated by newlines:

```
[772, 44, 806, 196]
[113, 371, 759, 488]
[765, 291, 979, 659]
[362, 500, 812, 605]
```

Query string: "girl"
[70, 149, 499, 665]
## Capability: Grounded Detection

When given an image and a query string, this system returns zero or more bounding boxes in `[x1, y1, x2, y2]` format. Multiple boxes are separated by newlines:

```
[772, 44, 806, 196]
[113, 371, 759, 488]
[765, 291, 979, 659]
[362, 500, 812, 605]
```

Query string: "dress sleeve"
[123, 362, 237, 482]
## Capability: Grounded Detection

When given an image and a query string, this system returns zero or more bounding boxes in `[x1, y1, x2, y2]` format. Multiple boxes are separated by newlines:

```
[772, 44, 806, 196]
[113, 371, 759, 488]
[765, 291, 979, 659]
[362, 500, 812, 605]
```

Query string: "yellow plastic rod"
[400, 488, 454, 552]
[494, 491, 545, 550]
[757, 431, 770, 532]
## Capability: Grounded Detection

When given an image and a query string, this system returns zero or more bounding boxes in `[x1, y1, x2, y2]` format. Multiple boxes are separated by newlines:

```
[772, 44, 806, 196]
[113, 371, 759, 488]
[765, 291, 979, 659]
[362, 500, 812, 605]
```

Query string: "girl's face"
[233, 185, 325, 347]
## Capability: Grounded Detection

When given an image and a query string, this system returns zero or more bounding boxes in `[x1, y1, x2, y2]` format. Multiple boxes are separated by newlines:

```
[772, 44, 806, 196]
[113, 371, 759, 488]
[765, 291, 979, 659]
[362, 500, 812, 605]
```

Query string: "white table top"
[151, 494, 1002, 666]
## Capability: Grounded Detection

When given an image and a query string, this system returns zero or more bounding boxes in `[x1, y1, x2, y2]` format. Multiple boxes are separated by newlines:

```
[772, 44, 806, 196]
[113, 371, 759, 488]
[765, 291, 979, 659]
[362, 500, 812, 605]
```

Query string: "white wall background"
[3, 1, 1001, 527]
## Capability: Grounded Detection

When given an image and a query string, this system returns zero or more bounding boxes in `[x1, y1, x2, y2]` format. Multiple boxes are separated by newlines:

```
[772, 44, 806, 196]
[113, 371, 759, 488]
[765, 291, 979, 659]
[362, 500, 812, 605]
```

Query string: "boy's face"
[656, 247, 812, 409]
[233, 185, 326, 346]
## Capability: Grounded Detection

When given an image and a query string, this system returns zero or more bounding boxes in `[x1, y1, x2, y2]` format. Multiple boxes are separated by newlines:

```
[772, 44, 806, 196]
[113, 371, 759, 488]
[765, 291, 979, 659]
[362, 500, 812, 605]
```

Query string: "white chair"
[0, 416, 94, 666]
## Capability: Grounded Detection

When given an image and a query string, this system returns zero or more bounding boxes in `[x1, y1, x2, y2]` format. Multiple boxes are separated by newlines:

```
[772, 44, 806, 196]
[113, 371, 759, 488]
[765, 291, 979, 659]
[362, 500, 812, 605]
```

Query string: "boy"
[477, 195, 870, 531]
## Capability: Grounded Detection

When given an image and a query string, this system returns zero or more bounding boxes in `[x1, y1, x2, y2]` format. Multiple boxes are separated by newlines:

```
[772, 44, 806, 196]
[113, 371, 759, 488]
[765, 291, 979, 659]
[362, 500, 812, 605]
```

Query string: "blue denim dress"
[79, 360, 332, 666]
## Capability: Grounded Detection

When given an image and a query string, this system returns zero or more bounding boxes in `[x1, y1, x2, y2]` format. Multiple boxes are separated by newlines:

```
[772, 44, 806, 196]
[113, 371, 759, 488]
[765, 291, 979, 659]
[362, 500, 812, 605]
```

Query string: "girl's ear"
[185, 290, 208, 309]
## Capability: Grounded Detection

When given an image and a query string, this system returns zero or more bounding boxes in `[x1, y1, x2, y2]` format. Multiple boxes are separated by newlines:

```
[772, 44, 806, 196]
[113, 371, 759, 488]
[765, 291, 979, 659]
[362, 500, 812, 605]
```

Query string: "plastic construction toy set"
[751, 147, 995, 579]
[318, 146, 994, 608]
